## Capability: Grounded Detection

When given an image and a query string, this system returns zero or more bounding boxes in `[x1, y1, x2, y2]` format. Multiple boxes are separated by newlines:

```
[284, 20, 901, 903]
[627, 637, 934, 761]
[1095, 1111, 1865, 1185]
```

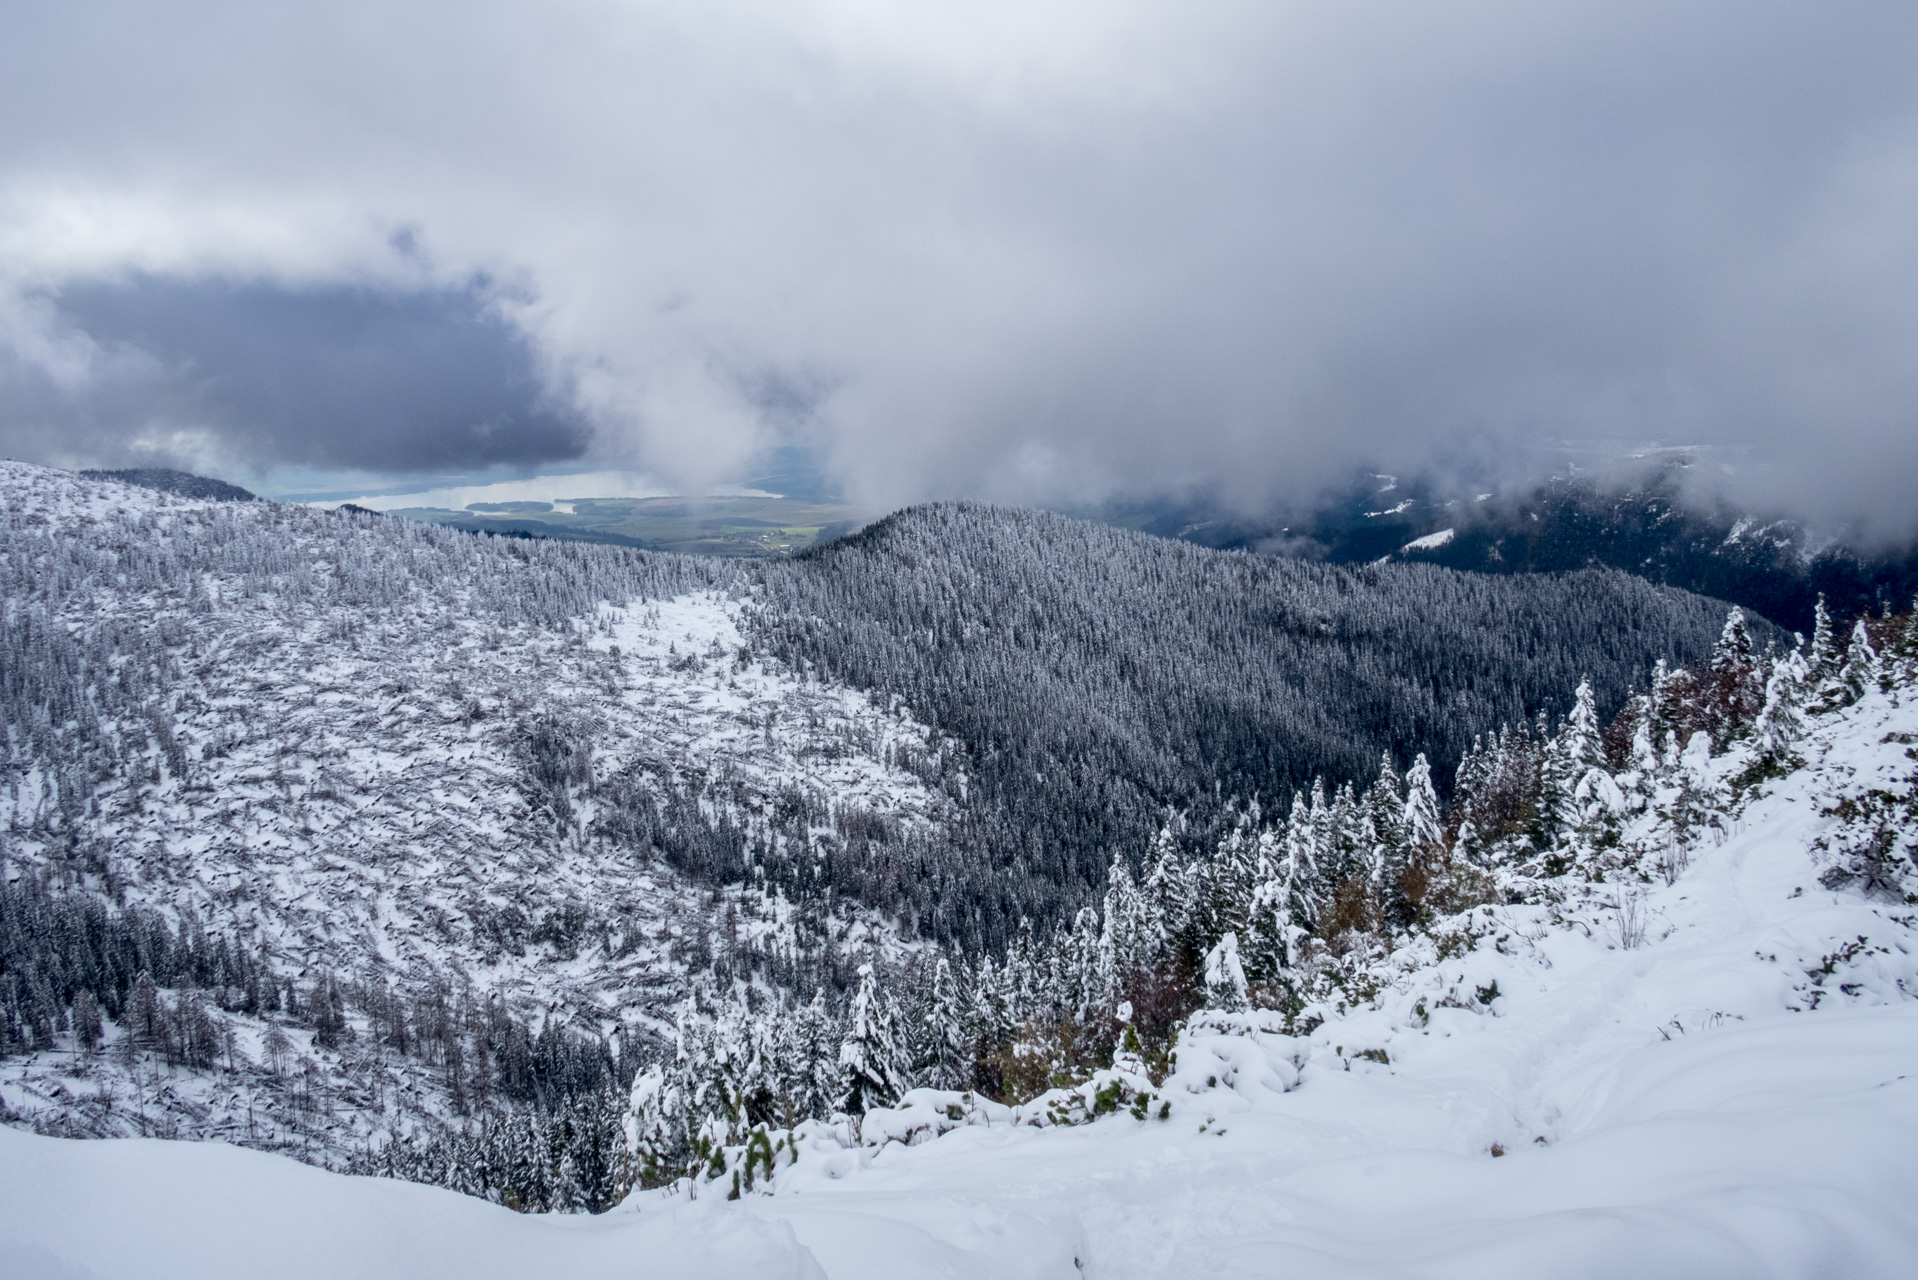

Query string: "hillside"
[0, 464, 943, 1160]
[4, 590, 1915, 1278]
[755, 502, 1762, 944]
[0, 463, 1765, 1169]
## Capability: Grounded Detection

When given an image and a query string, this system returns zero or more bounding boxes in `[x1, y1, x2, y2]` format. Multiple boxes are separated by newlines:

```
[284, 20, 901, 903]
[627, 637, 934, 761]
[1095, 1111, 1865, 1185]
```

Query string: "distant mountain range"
[1096, 460, 1918, 635]
[80, 456, 1915, 634]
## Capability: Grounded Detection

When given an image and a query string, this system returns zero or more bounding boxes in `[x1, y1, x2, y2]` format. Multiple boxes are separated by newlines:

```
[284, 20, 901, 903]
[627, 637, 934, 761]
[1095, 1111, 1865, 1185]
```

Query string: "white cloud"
[2, 1, 1915, 527]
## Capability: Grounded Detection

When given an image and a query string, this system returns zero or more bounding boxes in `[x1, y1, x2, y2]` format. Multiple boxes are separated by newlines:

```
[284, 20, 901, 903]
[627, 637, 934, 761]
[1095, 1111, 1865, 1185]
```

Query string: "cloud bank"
[1, 1, 1915, 527]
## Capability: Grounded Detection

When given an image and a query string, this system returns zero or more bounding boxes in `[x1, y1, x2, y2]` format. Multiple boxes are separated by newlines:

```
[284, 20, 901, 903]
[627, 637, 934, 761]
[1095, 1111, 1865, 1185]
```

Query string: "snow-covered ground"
[5, 671, 1915, 1276]
[1, 463, 947, 1154]
[1401, 527, 1456, 553]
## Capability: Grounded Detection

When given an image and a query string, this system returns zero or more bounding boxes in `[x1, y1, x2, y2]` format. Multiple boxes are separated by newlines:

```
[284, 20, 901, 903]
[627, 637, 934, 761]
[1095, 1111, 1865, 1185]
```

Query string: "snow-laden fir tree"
[1201, 932, 1249, 1012]
[1754, 648, 1810, 760]
[840, 967, 905, 1113]
[1279, 790, 1325, 953]
[1838, 619, 1880, 705]
[1400, 754, 1444, 864]
[1708, 609, 1764, 739]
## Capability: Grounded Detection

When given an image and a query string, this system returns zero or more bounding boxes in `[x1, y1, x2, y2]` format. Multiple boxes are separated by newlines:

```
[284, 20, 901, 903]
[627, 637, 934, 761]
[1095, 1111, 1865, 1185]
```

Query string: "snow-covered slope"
[5, 664, 1915, 1277]
[0, 463, 949, 1152]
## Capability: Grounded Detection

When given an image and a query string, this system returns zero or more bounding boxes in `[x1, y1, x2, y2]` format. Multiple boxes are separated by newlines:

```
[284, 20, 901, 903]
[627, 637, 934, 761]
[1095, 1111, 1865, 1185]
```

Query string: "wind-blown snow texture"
[5, 619, 1915, 1276]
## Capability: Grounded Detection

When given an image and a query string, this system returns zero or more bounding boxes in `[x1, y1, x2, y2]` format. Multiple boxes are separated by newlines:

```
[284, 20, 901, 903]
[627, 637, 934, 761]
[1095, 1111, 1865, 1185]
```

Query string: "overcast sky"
[3, 1, 1915, 528]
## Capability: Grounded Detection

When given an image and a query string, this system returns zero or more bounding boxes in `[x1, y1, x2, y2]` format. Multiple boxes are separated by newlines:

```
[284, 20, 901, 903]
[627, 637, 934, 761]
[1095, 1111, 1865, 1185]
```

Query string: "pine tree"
[1562, 678, 1603, 774]
[1401, 755, 1443, 858]
[1754, 649, 1809, 759]
[71, 990, 103, 1053]
[795, 989, 841, 1118]
[263, 1022, 293, 1075]
[1242, 825, 1291, 982]
[1360, 754, 1404, 887]
[1206, 813, 1258, 943]
[126, 972, 161, 1047]
[1398, 754, 1447, 908]
[1201, 933, 1248, 1012]
[1807, 594, 1838, 684]
[923, 955, 971, 1091]
[1139, 821, 1191, 951]
[1646, 659, 1681, 746]
[837, 963, 899, 1116]
[1535, 728, 1576, 850]
[1838, 618, 1880, 704]
[1098, 856, 1155, 1000]
[1708, 609, 1762, 739]
[1280, 790, 1323, 948]
[1627, 695, 1660, 785]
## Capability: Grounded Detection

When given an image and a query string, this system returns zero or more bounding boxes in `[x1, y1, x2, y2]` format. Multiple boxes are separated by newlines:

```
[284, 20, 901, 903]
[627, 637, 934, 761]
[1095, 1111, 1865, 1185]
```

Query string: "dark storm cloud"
[1, 275, 586, 473]
[0, 1, 1915, 527]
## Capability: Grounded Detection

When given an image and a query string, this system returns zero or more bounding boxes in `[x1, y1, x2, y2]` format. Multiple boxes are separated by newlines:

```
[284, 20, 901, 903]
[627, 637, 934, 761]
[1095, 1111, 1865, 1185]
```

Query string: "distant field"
[391, 494, 869, 556]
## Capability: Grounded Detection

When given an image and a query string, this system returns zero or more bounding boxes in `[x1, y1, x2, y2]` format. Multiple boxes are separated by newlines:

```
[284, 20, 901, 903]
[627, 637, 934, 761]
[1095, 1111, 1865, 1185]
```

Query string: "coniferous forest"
[3, 464, 1900, 1221]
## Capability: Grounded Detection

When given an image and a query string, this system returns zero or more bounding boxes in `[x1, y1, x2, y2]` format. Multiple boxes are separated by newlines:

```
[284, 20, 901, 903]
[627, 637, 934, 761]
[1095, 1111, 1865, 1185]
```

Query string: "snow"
[0, 1125, 826, 1280]
[1402, 527, 1457, 552]
[0, 463, 945, 1155]
[8, 685, 1917, 1276]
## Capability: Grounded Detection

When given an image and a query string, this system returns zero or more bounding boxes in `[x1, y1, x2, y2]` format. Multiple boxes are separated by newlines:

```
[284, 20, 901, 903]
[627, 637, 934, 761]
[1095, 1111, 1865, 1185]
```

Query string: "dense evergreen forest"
[750, 502, 1767, 947]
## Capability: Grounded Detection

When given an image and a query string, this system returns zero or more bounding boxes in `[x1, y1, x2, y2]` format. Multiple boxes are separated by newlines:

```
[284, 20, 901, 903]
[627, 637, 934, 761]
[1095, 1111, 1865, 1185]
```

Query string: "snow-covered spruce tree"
[1754, 648, 1810, 762]
[1260, 791, 1317, 965]
[1201, 932, 1249, 1012]
[1204, 810, 1260, 947]
[1838, 619, 1881, 706]
[1647, 658, 1688, 747]
[1561, 678, 1605, 776]
[1625, 693, 1662, 790]
[1097, 857, 1154, 1002]
[919, 954, 974, 1092]
[1662, 730, 1722, 852]
[624, 1001, 696, 1188]
[1399, 754, 1446, 908]
[1140, 820, 1196, 957]
[1530, 678, 1610, 859]
[1240, 825, 1292, 985]
[1706, 608, 1764, 742]
[1360, 755, 1406, 920]
[793, 988, 843, 1119]
[1807, 593, 1839, 686]
[1896, 599, 1918, 681]
[838, 963, 902, 1117]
